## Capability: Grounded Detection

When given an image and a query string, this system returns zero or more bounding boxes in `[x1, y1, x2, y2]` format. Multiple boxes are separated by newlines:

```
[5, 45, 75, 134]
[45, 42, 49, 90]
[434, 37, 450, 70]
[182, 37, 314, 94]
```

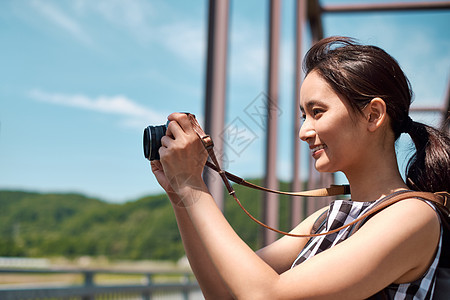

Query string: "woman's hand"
[155, 113, 208, 199]
[151, 159, 189, 207]
[150, 160, 173, 193]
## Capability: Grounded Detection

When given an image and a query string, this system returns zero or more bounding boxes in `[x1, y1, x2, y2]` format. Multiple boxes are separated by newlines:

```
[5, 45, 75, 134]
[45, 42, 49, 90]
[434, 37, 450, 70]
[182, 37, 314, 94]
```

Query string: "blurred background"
[1, 0, 449, 203]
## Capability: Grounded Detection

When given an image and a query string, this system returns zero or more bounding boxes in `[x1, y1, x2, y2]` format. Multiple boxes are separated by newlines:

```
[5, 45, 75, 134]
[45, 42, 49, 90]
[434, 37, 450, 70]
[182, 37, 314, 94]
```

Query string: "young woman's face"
[299, 71, 367, 173]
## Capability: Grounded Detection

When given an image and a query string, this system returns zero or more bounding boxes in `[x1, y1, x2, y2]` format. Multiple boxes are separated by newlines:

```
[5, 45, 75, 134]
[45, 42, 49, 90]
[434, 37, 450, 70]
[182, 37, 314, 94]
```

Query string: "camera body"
[143, 121, 169, 161]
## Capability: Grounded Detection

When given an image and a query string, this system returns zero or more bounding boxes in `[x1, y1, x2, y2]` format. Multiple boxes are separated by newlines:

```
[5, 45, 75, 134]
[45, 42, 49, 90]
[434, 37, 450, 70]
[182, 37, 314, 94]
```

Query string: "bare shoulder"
[354, 197, 441, 283]
[360, 197, 441, 247]
[371, 197, 440, 232]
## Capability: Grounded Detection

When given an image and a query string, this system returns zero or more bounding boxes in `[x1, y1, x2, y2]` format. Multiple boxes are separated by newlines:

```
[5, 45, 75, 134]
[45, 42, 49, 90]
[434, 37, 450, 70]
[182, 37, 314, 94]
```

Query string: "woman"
[151, 37, 450, 299]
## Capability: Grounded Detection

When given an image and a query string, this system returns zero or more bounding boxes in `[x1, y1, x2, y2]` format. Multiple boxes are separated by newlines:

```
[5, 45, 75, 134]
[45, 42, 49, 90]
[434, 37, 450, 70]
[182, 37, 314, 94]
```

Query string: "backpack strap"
[309, 190, 450, 237]
[349, 190, 450, 236]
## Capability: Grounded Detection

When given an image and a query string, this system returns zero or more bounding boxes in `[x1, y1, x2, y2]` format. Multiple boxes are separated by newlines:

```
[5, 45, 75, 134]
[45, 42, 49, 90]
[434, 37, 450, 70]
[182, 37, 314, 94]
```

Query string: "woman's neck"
[343, 145, 408, 202]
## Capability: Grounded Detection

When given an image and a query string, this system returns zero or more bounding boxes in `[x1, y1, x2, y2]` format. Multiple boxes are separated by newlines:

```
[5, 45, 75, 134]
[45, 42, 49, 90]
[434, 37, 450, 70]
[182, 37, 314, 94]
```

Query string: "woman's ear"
[364, 98, 387, 132]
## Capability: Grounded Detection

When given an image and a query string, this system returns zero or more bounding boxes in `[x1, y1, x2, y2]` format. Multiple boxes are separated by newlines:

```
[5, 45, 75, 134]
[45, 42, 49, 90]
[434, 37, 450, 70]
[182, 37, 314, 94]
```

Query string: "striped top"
[291, 198, 443, 299]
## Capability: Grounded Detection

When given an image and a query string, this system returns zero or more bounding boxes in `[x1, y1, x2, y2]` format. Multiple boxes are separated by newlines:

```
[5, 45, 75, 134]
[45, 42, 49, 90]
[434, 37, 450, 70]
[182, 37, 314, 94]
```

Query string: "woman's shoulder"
[373, 196, 441, 227]
[352, 191, 443, 238]
[352, 197, 441, 283]
[357, 196, 441, 242]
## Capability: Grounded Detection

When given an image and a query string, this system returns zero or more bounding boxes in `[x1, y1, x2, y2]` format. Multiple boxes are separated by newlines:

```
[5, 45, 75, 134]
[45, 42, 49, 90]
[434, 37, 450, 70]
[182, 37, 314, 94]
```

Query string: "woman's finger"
[168, 113, 195, 135]
[150, 160, 162, 173]
[160, 135, 173, 148]
[165, 120, 183, 139]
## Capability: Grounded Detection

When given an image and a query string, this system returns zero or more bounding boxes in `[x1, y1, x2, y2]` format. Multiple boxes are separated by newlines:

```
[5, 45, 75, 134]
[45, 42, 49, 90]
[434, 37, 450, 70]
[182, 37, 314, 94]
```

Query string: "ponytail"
[406, 121, 450, 192]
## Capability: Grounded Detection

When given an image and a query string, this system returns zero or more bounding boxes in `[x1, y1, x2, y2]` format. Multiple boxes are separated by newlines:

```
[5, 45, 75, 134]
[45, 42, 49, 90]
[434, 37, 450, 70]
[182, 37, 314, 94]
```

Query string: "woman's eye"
[312, 108, 323, 117]
[301, 114, 306, 121]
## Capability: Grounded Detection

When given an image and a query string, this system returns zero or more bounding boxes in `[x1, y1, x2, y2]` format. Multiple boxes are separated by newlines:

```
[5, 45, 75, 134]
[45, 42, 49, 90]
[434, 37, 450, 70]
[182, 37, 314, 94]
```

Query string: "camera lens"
[143, 124, 167, 161]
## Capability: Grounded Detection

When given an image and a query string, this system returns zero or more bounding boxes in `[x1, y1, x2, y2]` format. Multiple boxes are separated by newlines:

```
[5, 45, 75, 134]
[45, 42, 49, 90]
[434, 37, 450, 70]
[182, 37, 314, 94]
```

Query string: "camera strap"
[187, 114, 349, 197]
[186, 113, 450, 237]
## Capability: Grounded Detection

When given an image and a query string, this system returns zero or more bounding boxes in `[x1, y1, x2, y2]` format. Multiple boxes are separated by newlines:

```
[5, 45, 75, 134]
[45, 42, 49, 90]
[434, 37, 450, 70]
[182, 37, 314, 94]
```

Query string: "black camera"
[143, 121, 169, 161]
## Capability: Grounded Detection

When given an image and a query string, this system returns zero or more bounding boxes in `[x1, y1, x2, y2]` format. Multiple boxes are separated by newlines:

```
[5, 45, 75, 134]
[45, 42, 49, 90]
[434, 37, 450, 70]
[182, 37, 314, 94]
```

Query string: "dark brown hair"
[303, 36, 450, 192]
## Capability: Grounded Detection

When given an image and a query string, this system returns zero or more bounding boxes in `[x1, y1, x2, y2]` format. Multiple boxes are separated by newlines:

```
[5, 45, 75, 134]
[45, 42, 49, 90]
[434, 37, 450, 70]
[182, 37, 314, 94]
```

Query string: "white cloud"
[29, 89, 167, 129]
[70, 0, 206, 66]
[87, 0, 150, 28]
[31, 0, 93, 46]
[157, 22, 206, 65]
[25, 0, 206, 66]
[73, 0, 155, 41]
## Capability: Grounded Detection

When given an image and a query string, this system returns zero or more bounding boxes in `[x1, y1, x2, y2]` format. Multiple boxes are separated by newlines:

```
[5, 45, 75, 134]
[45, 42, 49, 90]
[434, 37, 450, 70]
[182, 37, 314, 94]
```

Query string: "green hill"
[0, 181, 299, 261]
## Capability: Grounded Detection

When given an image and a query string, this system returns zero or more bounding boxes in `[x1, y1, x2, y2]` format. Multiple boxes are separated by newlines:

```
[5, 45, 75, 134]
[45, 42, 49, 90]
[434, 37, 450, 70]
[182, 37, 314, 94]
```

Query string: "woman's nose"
[299, 119, 315, 142]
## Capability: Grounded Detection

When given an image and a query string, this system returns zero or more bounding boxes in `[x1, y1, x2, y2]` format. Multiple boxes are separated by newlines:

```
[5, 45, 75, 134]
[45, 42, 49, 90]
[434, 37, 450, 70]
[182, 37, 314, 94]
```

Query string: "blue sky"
[1, 0, 449, 203]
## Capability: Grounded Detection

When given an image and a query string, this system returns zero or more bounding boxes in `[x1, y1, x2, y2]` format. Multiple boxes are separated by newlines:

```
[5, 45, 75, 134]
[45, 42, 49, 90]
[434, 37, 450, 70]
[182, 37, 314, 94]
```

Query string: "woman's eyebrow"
[301, 100, 321, 113]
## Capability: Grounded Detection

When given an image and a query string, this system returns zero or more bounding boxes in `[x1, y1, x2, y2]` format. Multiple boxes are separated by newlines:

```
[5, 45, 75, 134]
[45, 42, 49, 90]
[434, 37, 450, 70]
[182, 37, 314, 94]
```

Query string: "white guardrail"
[0, 267, 201, 300]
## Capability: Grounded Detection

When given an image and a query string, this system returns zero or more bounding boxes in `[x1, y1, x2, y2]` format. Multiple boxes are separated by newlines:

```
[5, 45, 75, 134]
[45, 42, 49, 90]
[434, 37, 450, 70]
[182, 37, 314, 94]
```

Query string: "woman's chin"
[314, 160, 338, 173]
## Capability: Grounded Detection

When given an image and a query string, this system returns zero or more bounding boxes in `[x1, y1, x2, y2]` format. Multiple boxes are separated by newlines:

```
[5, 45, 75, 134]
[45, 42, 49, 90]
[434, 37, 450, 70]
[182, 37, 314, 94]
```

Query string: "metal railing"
[0, 268, 201, 300]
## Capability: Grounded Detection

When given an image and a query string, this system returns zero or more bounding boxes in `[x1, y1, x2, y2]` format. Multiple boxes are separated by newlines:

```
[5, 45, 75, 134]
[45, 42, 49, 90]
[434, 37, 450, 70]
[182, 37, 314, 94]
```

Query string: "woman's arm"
[153, 157, 323, 298]
[178, 183, 440, 299]
[157, 113, 441, 299]
[172, 201, 232, 299]
[151, 160, 231, 299]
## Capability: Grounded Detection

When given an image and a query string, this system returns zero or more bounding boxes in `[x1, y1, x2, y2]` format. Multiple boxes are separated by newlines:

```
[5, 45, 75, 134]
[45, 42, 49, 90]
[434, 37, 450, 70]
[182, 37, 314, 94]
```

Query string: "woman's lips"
[311, 144, 327, 158]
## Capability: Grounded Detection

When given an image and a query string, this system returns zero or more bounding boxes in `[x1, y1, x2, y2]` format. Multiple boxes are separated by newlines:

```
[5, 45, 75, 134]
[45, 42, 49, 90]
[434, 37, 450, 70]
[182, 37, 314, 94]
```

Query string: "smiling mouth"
[311, 144, 327, 157]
